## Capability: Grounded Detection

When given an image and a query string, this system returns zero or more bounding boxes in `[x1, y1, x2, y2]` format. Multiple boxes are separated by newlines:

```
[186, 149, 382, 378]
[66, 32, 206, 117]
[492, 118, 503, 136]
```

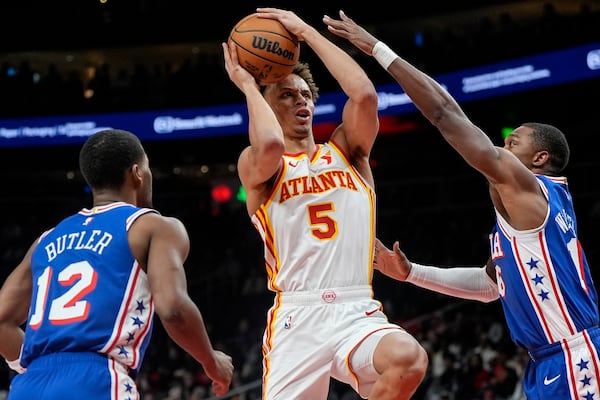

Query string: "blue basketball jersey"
[20, 202, 158, 377]
[489, 175, 598, 350]
[489, 175, 600, 398]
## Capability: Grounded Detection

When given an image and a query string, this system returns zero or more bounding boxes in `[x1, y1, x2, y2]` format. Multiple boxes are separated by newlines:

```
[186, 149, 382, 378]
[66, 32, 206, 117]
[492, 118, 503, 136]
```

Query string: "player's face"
[264, 74, 314, 136]
[503, 126, 536, 169]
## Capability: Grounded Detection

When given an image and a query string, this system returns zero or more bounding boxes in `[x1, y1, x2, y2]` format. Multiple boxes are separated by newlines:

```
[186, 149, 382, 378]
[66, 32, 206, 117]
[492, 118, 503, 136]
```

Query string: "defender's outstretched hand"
[373, 238, 412, 281]
[323, 10, 379, 55]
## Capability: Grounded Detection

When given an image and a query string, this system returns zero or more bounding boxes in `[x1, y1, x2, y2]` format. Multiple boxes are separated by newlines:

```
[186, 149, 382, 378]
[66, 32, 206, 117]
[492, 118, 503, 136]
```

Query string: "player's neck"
[93, 190, 131, 207]
[93, 200, 125, 207]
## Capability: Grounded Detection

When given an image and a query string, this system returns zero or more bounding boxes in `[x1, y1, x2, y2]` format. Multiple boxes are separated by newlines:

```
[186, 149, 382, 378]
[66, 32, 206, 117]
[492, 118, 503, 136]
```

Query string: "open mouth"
[295, 110, 311, 122]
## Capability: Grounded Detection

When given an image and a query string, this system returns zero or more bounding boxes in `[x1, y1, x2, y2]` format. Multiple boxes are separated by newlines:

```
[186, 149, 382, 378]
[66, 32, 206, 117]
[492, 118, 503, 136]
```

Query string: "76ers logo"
[490, 232, 504, 260]
[489, 232, 506, 298]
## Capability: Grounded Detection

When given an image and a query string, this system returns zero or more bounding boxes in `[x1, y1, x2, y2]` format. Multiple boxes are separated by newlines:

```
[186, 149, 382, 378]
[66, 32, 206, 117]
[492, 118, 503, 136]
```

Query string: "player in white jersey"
[325, 11, 600, 399]
[0, 129, 233, 399]
[223, 7, 428, 400]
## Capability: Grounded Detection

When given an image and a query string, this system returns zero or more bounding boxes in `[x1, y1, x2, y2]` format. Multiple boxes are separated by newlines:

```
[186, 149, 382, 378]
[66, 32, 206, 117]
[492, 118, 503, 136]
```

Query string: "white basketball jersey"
[251, 141, 376, 292]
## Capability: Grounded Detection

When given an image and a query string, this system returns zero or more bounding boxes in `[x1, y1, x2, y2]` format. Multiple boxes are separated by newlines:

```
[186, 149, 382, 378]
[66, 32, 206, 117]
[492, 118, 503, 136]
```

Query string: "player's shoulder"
[161, 215, 187, 230]
[136, 211, 187, 233]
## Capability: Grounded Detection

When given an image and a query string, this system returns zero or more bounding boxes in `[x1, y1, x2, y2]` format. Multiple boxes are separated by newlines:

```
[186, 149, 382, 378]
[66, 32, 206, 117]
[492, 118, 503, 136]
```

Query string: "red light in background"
[211, 183, 232, 203]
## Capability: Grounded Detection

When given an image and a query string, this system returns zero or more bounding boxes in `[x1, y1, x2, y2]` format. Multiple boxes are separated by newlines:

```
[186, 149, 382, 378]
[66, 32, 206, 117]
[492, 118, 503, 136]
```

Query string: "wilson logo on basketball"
[251, 36, 296, 61]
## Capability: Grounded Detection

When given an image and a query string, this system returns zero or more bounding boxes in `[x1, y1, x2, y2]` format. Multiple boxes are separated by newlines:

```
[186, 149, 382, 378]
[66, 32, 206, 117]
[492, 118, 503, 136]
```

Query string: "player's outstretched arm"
[0, 238, 36, 373]
[261, 7, 379, 170]
[374, 239, 499, 303]
[324, 11, 505, 181]
[142, 214, 234, 397]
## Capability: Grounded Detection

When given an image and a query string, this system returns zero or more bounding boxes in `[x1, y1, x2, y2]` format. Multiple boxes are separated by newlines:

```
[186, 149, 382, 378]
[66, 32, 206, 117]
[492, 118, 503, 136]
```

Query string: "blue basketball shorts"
[8, 352, 138, 400]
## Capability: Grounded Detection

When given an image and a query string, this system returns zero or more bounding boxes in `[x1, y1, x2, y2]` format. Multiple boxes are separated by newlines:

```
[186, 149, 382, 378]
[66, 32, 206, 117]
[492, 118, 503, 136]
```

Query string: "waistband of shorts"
[528, 326, 600, 362]
[26, 352, 109, 370]
[277, 285, 373, 305]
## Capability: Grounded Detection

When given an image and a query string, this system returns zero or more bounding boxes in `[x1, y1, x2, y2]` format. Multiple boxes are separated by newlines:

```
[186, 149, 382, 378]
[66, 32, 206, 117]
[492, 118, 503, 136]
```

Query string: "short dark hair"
[260, 61, 320, 101]
[523, 122, 570, 174]
[79, 129, 146, 190]
[292, 62, 319, 101]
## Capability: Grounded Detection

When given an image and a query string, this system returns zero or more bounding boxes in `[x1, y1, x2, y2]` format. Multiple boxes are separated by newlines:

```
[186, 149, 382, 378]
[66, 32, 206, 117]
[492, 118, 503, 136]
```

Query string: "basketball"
[228, 13, 300, 84]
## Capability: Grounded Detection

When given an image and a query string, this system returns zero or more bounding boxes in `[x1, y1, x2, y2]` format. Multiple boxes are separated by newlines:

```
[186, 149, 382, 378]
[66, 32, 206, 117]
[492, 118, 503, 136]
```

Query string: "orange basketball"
[228, 13, 300, 84]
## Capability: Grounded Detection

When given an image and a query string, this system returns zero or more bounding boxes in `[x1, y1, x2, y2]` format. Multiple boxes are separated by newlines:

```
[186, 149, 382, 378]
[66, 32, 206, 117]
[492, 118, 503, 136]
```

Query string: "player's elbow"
[426, 97, 465, 130]
[480, 285, 500, 303]
[265, 135, 286, 153]
[255, 134, 285, 159]
[355, 83, 379, 109]
[154, 294, 190, 324]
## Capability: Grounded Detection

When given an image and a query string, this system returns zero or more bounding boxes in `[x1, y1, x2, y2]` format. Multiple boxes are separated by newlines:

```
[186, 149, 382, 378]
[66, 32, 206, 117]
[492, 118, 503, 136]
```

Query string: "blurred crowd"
[1, 2, 599, 399]
[0, 2, 598, 119]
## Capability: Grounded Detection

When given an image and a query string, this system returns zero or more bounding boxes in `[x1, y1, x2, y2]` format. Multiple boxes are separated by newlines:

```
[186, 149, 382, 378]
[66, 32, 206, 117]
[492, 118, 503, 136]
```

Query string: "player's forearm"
[373, 43, 460, 128]
[373, 41, 499, 167]
[0, 325, 24, 360]
[407, 263, 499, 303]
[246, 87, 283, 145]
[0, 268, 30, 363]
[304, 26, 375, 99]
[159, 300, 219, 366]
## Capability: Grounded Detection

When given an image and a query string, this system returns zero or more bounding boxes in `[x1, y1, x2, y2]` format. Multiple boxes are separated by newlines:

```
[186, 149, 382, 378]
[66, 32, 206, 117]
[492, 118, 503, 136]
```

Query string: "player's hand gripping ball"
[228, 13, 300, 84]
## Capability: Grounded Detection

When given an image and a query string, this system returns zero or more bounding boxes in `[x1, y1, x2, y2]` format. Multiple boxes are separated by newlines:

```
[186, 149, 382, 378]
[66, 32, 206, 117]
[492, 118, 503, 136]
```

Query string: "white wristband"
[6, 358, 26, 374]
[372, 41, 398, 70]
